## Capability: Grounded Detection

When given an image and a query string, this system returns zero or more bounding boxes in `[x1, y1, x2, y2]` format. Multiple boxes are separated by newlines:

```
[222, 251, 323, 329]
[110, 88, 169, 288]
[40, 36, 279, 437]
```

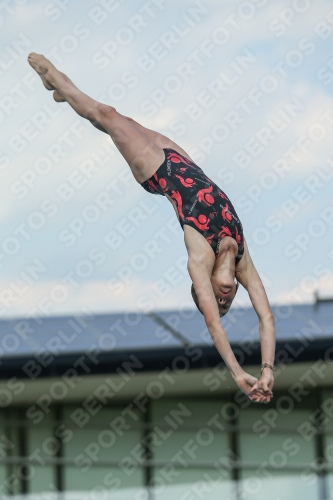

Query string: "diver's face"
[211, 277, 237, 316]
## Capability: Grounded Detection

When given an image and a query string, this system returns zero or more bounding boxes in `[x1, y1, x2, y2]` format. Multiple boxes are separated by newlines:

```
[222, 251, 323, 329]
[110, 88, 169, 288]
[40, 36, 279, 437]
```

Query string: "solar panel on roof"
[0, 303, 331, 360]
[0, 312, 182, 359]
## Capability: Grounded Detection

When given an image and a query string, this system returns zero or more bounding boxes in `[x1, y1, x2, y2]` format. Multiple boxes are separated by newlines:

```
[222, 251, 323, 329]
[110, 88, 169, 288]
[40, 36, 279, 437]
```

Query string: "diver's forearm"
[207, 321, 245, 379]
[259, 315, 276, 366]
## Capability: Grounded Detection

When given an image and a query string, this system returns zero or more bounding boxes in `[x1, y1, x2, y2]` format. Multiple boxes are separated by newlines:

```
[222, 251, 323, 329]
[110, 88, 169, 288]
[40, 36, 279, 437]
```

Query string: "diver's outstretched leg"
[51, 92, 192, 162]
[28, 53, 166, 183]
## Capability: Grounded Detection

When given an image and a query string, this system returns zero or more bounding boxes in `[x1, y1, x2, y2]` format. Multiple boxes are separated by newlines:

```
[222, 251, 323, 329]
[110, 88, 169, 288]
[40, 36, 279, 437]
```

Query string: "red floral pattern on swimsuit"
[141, 148, 244, 263]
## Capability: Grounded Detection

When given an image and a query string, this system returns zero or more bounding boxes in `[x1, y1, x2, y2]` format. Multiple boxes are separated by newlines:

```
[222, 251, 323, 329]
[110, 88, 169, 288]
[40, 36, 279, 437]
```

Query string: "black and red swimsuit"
[140, 148, 244, 264]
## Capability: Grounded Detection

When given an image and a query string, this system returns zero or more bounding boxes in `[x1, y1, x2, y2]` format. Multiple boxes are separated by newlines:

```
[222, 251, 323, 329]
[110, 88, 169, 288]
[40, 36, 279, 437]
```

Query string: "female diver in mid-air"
[28, 53, 275, 404]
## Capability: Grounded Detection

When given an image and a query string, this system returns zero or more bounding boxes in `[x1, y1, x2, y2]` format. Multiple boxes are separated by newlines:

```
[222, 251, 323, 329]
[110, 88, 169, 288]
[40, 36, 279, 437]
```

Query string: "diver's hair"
[191, 281, 239, 317]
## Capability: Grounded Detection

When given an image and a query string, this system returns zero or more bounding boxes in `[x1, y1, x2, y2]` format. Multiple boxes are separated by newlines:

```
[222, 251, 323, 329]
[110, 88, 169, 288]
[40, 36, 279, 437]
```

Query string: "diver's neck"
[213, 245, 236, 278]
[216, 240, 237, 264]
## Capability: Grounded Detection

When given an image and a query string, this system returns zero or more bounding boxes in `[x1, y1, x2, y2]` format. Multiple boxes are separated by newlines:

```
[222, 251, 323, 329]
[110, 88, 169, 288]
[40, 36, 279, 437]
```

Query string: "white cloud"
[273, 273, 333, 305]
[0, 276, 194, 319]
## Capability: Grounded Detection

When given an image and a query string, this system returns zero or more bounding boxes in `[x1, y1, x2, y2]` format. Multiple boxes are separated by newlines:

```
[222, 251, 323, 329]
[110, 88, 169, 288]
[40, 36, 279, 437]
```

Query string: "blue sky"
[0, 0, 333, 318]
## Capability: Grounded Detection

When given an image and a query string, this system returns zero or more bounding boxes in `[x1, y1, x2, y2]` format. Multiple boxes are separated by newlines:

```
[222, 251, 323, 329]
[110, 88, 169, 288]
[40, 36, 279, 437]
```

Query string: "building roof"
[0, 302, 332, 379]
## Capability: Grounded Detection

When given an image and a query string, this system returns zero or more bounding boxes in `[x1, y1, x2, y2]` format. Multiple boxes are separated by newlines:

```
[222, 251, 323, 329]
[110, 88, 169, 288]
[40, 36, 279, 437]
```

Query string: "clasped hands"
[234, 369, 274, 404]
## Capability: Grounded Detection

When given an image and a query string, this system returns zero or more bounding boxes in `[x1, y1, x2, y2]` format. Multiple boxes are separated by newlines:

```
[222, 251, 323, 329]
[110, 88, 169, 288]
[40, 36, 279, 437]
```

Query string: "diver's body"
[28, 53, 275, 403]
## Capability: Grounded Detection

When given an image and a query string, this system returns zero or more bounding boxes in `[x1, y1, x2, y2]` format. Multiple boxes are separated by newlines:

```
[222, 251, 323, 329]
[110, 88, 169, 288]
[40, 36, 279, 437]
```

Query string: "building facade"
[0, 302, 332, 500]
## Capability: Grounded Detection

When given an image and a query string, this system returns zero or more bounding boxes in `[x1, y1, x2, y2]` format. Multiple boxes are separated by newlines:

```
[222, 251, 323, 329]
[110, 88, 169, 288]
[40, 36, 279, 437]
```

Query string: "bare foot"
[27, 52, 56, 91]
[53, 90, 66, 102]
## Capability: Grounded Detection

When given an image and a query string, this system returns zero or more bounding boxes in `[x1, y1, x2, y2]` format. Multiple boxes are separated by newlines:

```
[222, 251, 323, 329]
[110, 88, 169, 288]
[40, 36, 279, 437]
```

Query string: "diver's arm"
[187, 257, 245, 379]
[247, 270, 275, 367]
[237, 242, 276, 401]
[236, 242, 276, 368]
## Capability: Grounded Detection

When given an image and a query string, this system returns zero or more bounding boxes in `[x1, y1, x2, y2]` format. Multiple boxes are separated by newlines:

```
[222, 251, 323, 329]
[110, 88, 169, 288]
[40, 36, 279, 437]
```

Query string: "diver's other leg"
[53, 90, 108, 133]
[52, 76, 191, 158]
[28, 53, 110, 133]
[53, 85, 191, 153]
[124, 117, 193, 162]
[28, 53, 165, 183]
